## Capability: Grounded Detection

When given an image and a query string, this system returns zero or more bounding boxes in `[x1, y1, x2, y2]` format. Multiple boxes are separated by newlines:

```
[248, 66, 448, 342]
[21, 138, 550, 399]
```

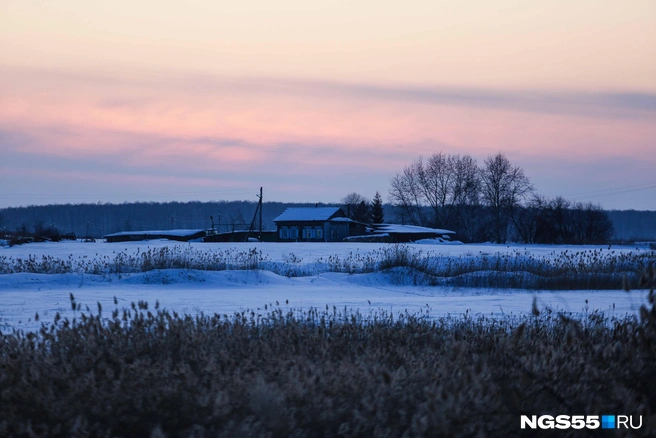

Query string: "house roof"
[273, 207, 344, 222]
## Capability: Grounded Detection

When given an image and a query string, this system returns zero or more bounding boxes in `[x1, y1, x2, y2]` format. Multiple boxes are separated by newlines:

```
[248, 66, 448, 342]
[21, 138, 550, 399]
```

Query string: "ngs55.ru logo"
[521, 415, 642, 430]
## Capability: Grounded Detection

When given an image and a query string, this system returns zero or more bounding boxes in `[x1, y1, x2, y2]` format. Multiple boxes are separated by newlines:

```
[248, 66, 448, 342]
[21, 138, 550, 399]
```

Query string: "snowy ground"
[1, 240, 651, 332]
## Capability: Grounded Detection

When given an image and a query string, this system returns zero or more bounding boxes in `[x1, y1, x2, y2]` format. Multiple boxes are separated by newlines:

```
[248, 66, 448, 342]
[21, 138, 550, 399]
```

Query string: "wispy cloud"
[250, 78, 656, 119]
[1, 67, 655, 209]
[3, 66, 655, 119]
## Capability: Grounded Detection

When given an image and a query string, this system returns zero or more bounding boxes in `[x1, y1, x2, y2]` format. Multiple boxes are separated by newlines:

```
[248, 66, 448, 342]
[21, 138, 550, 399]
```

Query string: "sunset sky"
[1, 0, 655, 210]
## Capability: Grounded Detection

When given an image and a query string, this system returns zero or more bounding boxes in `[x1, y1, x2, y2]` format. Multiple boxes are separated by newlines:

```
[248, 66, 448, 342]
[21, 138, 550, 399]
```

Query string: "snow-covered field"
[1, 240, 651, 332]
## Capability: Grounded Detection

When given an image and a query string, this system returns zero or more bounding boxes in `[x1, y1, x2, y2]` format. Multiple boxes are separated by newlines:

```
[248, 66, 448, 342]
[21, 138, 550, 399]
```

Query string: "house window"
[315, 227, 323, 239]
[302, 228, 308, 239]
[290, 227, 298, 239]
[279, 227, 289, 239]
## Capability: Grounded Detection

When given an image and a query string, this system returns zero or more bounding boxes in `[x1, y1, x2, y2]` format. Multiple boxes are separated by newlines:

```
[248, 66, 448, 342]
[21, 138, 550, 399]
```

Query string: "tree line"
[2, 154, 654, 244]
[340, 192, 385, 224]
[387, 152, 615, 244]
[0, 201, 307, 240]
[0, 199, 394, 241]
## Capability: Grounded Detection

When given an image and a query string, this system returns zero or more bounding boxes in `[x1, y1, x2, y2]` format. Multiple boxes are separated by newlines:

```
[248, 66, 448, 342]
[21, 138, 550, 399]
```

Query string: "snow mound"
[414, 238, 464, 245]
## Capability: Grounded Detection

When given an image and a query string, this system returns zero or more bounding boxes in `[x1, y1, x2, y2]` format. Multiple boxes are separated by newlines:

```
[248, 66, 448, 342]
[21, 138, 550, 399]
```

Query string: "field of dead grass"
[1, 264, 655, 437]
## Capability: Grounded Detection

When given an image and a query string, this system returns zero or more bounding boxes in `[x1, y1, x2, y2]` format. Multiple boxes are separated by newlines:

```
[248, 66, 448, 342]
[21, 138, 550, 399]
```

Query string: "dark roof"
[104, 229, 205, 238]
[273, 207, 344, 222]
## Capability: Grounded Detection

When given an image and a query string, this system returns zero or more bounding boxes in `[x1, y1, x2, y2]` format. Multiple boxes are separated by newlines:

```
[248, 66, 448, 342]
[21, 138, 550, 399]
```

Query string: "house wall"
[349, 222, 367, 237]
[276, 219, 363, 242]
[277, 221, 328, 242]
[325, 221, 350, 242]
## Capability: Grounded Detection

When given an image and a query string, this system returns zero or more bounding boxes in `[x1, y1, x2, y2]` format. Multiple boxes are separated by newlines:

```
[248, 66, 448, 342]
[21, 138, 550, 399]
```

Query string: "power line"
[576, 185, 656, 200]
[564, 181, 656, 198]
[0, 188, 255, 200]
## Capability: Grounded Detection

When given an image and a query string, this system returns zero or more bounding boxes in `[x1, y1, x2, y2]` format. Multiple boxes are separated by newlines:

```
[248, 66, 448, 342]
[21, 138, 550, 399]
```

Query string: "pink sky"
[1, 1, 655, 209]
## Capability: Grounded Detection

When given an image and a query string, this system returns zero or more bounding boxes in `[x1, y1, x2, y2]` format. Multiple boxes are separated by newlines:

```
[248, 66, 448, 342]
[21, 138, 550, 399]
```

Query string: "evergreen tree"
[370, 191, 385, 224]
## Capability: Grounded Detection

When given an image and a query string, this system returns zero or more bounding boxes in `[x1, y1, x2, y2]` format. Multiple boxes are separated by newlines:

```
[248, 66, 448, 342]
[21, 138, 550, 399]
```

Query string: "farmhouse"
[273, 207, 366, 242]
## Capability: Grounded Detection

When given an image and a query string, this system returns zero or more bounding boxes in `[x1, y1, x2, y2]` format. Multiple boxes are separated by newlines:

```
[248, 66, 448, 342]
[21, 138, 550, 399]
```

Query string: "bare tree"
[353, 201, 371, 223]
[450, 154, 480, 206]
[417, 153, 453, 227]
[388, 160, 427, 226]
[447, 154, 481, 239]
[480, 153, 533, 243]
[511, 195, 550, 244]
[568, 202, 614, 244]
[548, 196, 573, 243]
[341, 192, 370, 220]
[388, 153, 480, 231]
[512, 196, 614, 244]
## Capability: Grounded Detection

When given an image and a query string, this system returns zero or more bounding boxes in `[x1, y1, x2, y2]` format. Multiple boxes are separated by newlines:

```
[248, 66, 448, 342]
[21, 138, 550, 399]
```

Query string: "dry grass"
[1, 244, 654, 290]
[2, 268, 655, 437]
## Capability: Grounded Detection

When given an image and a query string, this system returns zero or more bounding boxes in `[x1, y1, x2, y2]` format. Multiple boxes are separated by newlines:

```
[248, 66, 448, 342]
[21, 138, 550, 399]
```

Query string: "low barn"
[372, 224, 455, 243]
[104, 229, 206, 243]
[273, 207, 365, 242]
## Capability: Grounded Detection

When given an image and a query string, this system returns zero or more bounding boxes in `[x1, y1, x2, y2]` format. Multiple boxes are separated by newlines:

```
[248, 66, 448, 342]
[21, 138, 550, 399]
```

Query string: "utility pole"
[245, 187, 263, 242]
